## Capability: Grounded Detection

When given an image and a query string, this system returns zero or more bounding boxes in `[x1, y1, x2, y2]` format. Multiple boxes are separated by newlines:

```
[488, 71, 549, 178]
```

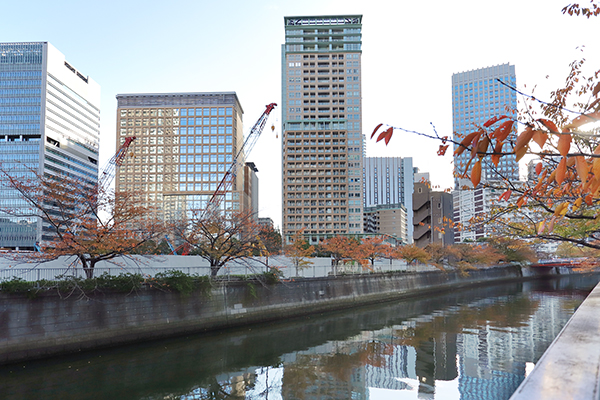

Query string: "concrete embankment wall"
[0, 265, 571, 364]
[509, 278, 600, 400]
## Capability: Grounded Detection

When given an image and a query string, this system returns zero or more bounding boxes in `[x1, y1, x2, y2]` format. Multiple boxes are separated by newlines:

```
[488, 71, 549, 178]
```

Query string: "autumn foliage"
[0, 168, 163, 278]
[371, 14, 600, 250]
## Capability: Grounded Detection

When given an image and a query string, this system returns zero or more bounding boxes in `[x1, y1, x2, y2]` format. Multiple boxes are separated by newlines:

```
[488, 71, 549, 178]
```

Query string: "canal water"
[1, 274, 599, 400]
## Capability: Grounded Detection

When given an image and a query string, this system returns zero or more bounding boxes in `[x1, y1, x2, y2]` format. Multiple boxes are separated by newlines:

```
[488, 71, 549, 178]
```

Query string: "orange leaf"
[493, 120, 515, 142]
[514, 125, 534, 155]
[563, 112, 600, 130]
[476, 136, 490, 159]
[376, 127, 393, 145]
[384, 128, 393, 145]
[547, 216, 556, 233]
[515, 145, 528, 162]
[371, 123, 383, 139]
[437, 144, 449, 156]
[535, 162, 543, 175]
[593, 157, 600, 178]
[471, 160, 482, 187]
[498, 189, 512, 202]
[491, 153, 501, 167]
[585, 194, 593, 206]
[575, 156, 589, 185]
[556, 157, 567, 184]
[538, 118, 559, 133]
[593, 81, 600, 98]
[554, 202, 569, 216]
[531, 130, 548, 148]
[537, 219, 546, 234]
[557, 134, 571, 157]
[484, 115, 509, 128]
[454, 130, 482, 156]
[516, 196, 526, 208]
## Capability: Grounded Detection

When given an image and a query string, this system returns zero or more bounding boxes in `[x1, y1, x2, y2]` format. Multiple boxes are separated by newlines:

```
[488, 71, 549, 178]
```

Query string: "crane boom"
[99, 136, 136, 190]
[205, 103, 276, 214]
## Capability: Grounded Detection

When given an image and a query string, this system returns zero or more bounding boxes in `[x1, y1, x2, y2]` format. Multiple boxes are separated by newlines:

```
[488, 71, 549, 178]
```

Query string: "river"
[1, 273, 599, 400]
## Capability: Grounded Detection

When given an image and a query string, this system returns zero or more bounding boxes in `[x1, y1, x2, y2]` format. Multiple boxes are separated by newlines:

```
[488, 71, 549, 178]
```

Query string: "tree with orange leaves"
[0, 167, 163, 278]
[320, 235, 360, 267]
[395, 244, 430, 266]
[284, 229, 314, 276]
[371, 7, 600, 251]
[356, 236, 395, 267]
[173, 209, 261, 278]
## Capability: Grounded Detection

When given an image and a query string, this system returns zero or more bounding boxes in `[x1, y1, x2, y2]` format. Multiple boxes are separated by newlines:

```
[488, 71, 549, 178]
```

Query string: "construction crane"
[204, 103, 277, 215]
[66, 137, 136, 237]
[99, 136, 136, 190]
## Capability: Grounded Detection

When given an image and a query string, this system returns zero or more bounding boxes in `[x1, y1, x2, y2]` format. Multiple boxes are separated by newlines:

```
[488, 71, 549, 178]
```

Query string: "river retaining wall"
[0, 265, 573, 364]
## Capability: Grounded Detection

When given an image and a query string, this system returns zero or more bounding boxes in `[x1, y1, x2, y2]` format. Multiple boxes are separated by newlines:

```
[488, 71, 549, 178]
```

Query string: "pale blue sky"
[1, 0, 597, 229]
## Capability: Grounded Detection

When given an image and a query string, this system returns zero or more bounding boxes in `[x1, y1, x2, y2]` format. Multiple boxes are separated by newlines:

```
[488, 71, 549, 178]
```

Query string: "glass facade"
[0, 42, 100, 249]
[282, 15, 364, 243]
[452, 64, 518, 187]
[115, 93, 247, 221]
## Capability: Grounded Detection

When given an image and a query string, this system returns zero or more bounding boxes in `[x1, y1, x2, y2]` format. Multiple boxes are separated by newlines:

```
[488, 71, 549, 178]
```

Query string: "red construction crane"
[204, 103, 276, 215]
[99, 136, 136, 190]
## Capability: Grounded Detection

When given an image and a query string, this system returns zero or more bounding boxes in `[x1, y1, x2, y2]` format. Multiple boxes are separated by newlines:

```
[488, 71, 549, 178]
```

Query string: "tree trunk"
[80, 255, 95, 279]
[210, 263, 220, 278]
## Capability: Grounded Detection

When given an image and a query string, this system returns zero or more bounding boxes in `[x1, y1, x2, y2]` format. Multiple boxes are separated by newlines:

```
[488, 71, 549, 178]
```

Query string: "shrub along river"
[2, 273, 599, 400]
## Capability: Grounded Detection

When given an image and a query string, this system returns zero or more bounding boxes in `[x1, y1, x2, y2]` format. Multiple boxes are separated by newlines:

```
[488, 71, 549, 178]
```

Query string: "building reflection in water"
[3, 276, 596, 400]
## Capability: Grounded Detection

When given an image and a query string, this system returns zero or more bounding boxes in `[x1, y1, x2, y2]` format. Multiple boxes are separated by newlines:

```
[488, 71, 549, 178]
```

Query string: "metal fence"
[0, 255, 437, 283]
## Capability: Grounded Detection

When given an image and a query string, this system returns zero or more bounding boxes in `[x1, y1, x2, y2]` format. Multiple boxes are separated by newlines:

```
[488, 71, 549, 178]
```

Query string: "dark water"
[1, 274, 599, 400]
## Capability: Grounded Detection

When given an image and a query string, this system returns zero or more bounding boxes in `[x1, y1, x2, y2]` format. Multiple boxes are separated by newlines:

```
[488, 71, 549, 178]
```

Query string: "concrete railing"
[509, 280, 600, 400]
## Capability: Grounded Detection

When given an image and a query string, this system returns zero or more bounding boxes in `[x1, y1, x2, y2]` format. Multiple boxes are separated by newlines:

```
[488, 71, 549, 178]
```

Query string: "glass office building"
[0, 42, 100, 249]
[281, 15, 364, 244]
[451, 63, 518, 187]
[451, 64, 517, 242]
[115, 92, 252, 221]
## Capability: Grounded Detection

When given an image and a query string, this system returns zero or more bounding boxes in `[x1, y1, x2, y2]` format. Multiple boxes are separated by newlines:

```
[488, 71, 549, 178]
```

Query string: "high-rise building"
[0, 42, 100, 250]
[363, 157, 413, 242]
[452, 64, 517, 242]
[282, 15, 364, 244]
[115, 92, 254, 220]
[452, 63, 518, 187]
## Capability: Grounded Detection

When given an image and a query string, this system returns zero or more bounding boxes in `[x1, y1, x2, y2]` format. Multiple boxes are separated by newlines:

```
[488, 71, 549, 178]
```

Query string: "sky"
[1, 0, 598, 230]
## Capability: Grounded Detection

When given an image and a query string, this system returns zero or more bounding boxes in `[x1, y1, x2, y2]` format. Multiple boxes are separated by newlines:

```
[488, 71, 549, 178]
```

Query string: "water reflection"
[1, 274, 598, 400]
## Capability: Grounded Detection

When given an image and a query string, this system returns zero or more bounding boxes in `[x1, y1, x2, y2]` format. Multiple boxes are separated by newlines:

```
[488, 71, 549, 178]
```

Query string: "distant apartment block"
[363, 203, 408, 244]
[452, 179, 494, 242]
[413, 181, 454, 247]
[282, 15, 364, 244]
[0, 42, 100, 249]
[363, 157, 414, 242]
[115, 92, 256, 220]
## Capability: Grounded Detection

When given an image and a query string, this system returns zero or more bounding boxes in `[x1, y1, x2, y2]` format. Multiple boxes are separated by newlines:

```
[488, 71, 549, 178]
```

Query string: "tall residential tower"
[0, 42, 100, 249]
[282, 15, 364, 244]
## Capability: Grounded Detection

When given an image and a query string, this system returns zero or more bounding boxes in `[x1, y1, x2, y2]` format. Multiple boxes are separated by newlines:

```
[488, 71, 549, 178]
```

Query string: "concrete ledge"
[0, 265, 584, 365]
[510, 281, 600, 399]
